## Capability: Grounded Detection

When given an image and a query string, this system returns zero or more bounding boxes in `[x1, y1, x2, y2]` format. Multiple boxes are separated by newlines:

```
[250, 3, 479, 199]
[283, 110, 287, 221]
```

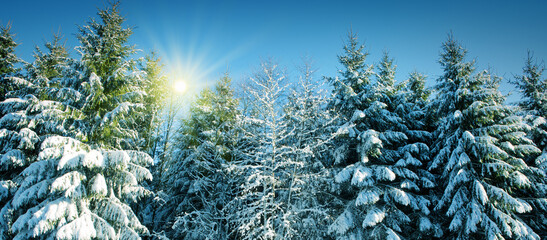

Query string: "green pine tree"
[159, 74, 240, 239]
[429, 35, 543, 240]
[0, 23, 23, 102]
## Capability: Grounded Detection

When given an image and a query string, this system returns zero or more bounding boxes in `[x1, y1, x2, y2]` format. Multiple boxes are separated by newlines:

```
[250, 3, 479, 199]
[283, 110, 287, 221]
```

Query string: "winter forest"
[1, 2, 546, 240]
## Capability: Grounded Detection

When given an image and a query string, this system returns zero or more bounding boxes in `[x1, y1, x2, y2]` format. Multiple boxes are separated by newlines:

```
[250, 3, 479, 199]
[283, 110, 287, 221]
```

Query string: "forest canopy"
[1, 2, 546, 240]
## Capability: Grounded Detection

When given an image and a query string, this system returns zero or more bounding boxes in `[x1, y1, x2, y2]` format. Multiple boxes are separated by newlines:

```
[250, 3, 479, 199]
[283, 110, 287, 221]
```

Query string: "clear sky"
[2, 0, 546, 103]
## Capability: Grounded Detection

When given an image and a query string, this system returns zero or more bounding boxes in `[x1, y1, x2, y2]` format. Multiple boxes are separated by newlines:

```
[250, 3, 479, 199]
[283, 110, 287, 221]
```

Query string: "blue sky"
[2, 0, 546, 103]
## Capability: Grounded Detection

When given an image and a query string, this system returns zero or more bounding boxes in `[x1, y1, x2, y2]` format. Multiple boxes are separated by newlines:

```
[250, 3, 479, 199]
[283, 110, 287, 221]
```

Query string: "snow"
[12, 180, 50, 209]
[362, 208, 385, 227]
[1, 149, 26, 169]
[56, 213, 97, 240]
[532, 116, 546, 127]
[328, 210, 353, 235]
[58, 151, 86, 170]
[350, 109, 365, 122]
[0, 111, 28, 129]
[510, 171, 531, 188]
[351, 165, 373, 186]
[386, 228, 401, 240]
[0, 180, 15, 201]
[465, 201, 482, 234]
[448, 211, 464, 232]
[51, 171, 86, 198]
[375, 166, 396, 181]
[104, 150, 130, 170]
[453, 110, 462, 119]
[419, 217, 432, 232]
[335, 164, 354, 183]
[355, 189, 380, 206]
[394, 152, 421, 167]
[488, 185, 532, 214]
[12, 198, 78, 238]
[82, 150, 105, 169]
[536, 152, 547, 170]
[390, 188, 410, 206]
[102, 101, 144, 123]
[474, 180, 488, 205]
[0, 97, 28, 115]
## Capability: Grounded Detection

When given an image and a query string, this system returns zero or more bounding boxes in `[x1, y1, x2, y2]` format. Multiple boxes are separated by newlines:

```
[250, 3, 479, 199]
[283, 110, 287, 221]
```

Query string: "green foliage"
[76, 2, 152, 151]
[429, 36, 543, 240]
[0, 23, 20, 77]
[76, 2, 134, 83]
[327, 32, 374, 121]
[513, 52, 547, 116]
[26, 33, 70, 81]
[158, 74, 240, 238]
[0, 23, 23, 102]
[139, 53, 168, 155]
[0, 3, 162, 239]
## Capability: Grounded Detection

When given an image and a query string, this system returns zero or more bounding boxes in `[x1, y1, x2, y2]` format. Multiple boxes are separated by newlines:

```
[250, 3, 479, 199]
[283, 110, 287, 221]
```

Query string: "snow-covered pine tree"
[394, 71, 440, 238]
[1, 3, 158, 239]
[328, 51, 437, 239]
[278, 61, 338, 239]
[76, 2, 150, 151]
[0, 23, 23, 102]
[513, 52, 547, 117]
[512, 53, 547, 236]
[139, 53, 168, 157]
[0, 23, 20, 77]
[157, 74, 239, 239]
[428, 35, 543, 239]
[26, 33, 70, 82]
[513, 53, 547, 164]
[325, 33, 374, 239]
[0, 66, 153, 240]
[226, 60, 296, 239]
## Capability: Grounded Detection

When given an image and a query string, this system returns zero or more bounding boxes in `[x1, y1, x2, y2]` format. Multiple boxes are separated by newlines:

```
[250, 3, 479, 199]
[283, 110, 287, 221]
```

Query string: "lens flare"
[173, 80, 187, 93]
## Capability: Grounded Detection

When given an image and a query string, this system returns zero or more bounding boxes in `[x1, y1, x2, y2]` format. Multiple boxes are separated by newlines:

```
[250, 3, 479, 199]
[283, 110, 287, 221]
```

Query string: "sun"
[173, 80, 187, 93]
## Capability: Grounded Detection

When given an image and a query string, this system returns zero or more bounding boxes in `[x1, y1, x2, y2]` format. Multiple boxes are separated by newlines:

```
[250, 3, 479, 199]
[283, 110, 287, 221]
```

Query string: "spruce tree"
[1, 3, 158, 239]
[429, 35, 542, 239]
[0, 23, 23, 102]
[159, 74, 240, 239]
[326, 33, 374, 239]
[0, 62, 152, 240]
[26, 33, 70, 82]
[512, 53, 547, 237]
[0, 23, 20, 77]
[139, 53, 168, 157]
[225, 61, 291, 239]
[513, 52, 547, 116]
[279, 62, 338, 239]
[76, 2, 149, 150]
[329, 50, 437, 239]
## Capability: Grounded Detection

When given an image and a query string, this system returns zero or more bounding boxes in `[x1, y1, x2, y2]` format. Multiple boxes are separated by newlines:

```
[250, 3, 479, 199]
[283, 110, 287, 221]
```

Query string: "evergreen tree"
[326, 33, 374, 239]
[512, 52, 547, 116]
[327, 32, 373, 122]
[1, 3, 158, 239]
[26, 33, 70, 82]
[225, 61, 289, 239]
[279, 61, 338, 239]
[428, 35, 543, 239]
[395, 71, 439, 239]
[0, 23, 20, 77]
[328, 50, 437, 239]
[159, 74, 239, 239]
[512, 53, 547, 237]
[0, 69, 152, 240]
[139, 53, 168, 157]
[76, 2, 149, 150]
[0, 23, 23, 102]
